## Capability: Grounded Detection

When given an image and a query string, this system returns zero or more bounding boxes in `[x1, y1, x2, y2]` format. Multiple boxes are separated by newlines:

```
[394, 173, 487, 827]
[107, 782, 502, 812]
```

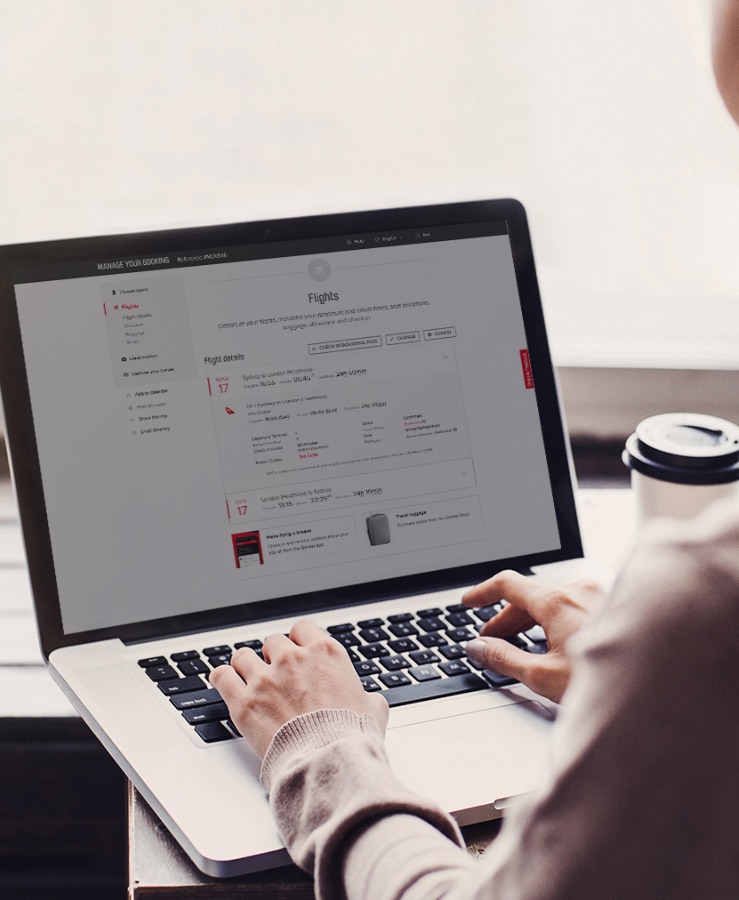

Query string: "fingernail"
[466, 639, 486, 662]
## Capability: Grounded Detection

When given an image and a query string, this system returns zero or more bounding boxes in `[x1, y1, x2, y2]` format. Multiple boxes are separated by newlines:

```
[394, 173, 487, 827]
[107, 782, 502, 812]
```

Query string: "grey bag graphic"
[366, 513, 391, 546]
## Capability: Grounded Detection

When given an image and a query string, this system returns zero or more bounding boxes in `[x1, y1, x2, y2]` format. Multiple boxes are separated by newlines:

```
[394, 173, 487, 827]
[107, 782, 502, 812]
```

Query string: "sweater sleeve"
[260, 707, 466, 900]
[461, 501, 739, 900]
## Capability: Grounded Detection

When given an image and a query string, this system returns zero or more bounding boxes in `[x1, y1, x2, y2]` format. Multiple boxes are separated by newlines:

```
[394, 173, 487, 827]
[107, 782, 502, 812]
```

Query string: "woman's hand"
[210, 619, 389, 760]
[463, 570, 605, 703]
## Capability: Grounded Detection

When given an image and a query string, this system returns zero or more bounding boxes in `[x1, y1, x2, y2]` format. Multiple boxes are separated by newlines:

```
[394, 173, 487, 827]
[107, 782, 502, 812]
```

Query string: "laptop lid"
[0, 199, 582, 659]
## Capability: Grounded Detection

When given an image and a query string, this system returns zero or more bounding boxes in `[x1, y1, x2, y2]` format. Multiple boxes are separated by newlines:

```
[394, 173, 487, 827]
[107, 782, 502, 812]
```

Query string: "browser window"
[14, 225, 560, 633]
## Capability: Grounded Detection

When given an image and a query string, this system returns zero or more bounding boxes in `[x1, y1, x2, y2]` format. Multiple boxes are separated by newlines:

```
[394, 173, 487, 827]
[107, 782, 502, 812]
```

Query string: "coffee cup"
[622, 413, 739, 522]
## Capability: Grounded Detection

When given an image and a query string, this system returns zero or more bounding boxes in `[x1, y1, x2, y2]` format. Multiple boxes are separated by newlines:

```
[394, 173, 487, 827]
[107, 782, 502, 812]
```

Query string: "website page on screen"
[14, 225, 561, 633]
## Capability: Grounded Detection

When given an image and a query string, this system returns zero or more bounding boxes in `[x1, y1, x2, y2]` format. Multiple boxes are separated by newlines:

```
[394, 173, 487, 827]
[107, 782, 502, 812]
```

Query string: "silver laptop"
[0, 199, 582, 876]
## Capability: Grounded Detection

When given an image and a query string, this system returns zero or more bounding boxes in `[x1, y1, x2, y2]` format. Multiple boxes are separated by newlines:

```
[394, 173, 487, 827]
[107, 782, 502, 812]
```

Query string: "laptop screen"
[0, 201, 582, 647]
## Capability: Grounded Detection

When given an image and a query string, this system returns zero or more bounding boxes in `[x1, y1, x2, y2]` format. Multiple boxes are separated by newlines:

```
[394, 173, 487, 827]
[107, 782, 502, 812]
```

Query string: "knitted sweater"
[260, 502, 739, 900]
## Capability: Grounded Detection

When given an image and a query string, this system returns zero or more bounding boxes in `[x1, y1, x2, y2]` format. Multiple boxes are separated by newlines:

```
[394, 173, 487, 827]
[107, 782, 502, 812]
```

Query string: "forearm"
[262, 709, 469, 900]
[344, 814, 482, 900]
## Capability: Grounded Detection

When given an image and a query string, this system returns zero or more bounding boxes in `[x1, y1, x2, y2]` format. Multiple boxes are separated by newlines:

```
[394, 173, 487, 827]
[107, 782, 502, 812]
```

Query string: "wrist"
[260, 708, 384, 791]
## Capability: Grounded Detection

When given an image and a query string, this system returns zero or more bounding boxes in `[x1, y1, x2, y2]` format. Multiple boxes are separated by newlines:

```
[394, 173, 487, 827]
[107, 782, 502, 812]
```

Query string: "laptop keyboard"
[137, 602, 547, 743]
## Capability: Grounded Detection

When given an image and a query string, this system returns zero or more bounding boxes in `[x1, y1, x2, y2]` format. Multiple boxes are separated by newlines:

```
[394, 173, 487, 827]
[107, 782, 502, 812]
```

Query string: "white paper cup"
[623, 413, 739, 523]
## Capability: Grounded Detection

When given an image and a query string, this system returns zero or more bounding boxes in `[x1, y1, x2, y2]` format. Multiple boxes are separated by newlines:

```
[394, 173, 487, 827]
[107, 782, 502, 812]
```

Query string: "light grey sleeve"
[260, 707, 468, 900]
[460, 502, 739, 900]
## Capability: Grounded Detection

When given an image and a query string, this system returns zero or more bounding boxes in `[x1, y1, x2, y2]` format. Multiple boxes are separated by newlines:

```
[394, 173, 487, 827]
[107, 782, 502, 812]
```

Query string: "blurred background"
[2, 0, 738, 372]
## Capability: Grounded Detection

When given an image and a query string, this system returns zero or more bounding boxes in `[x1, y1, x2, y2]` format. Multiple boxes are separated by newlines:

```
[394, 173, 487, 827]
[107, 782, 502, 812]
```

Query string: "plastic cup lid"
[623, 413, 739, 485]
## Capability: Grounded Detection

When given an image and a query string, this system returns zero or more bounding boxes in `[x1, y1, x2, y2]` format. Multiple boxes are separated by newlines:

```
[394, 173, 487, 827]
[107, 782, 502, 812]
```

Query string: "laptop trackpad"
[385, 698, 553, 821]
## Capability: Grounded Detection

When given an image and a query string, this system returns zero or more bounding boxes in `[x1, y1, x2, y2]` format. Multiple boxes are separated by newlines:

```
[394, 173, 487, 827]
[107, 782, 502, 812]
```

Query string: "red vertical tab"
[207, 377, 212, 396]
[519, 349, 534, 389]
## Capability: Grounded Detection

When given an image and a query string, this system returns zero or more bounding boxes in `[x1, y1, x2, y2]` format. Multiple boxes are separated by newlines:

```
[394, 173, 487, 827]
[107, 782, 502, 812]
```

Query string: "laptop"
[0, 199, 583, 877]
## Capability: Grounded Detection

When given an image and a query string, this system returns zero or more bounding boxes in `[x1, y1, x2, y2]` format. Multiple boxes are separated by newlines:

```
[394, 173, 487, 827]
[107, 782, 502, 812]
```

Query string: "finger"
[467, 638, 570, 702]
[288, 619, 330, 646]
[480, 603, 537, 638]
[288, 620, 360, 678]
[463, 570, 550, 620]
[228, 646, 263, 678]
[466, 635, 540, 685]
[462, 569, 532, 607]
[261, 632, 295, 664]
[570, 578, 607, 605]
[209, 661, 248, 699]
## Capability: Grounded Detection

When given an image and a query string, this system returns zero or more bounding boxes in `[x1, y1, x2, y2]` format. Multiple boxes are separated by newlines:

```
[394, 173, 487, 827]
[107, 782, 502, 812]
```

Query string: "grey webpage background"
[16, 233, 560, 633]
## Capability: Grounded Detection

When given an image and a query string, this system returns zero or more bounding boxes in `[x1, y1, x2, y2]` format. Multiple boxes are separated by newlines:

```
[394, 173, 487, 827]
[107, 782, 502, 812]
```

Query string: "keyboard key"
[194, 721, 233, 743]
[505, 635, 529, 650]
[208, 654, 232, 667]
[439, 643, 466, 660]
[473, 605, 498, 623]
[418, 632, 448, 648]
[445, 603, 468, 613]
[177, 659, 210, 676]
[446, 626, 476, 643]
[182, 702, 229, 725]
[481, 668, 518, 687]
[202, 645, 232, 657]
[233, 639, 264, 651]
[410, 649, 440, 665]
[382, 672, 486, 706]
[158, 675, 206, 696]
[387, 612, 413, 623]
[354, 660, 381, 676]
[409, 665, 441, 682]
[524, 625, 548, 652]
[138, 656, 167, 668]
[170, 650, 200, 661]
[418, 616, 445, 633]
[416, 607, 443, 618]
[359, 626, 390, 643]
[388, 621, 419, 638]
[359, 642, 390, 659]
[388, 638, 417, 654]
[357, 618, 385, 629]
[360, 676, 382, 692]
[144, 664, 178, 682]
[378, 671, 412, 689]
[170, 688, 222, 710]
[439, 660, 471, 677]
[445, 611, 474, 627]
[333, 632, 361, 648]
[326, 623, 355, 634]
[381, 654, 411, 671]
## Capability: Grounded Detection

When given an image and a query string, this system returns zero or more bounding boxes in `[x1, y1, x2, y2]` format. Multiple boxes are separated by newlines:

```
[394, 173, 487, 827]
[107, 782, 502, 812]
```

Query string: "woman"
[211, 5, 739, 896]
